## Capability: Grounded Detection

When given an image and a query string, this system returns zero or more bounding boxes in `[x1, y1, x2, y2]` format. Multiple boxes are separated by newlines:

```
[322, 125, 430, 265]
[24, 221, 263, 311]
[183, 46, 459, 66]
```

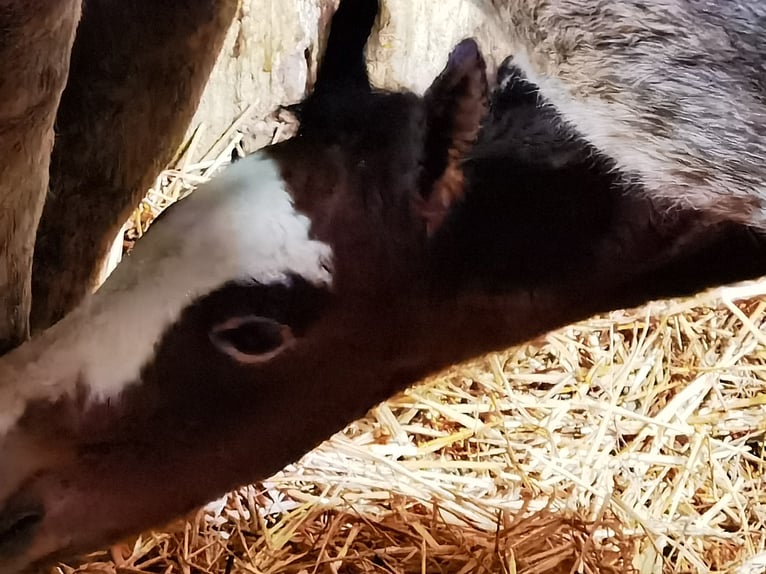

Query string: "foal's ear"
[313, 0, 378, 97]
[418, 39, 488, 235]
[297, 0, 378, 134]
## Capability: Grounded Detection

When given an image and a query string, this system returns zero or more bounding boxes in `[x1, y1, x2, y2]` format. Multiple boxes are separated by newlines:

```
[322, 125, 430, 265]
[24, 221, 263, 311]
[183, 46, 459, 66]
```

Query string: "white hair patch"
[0, 153, 333, 437]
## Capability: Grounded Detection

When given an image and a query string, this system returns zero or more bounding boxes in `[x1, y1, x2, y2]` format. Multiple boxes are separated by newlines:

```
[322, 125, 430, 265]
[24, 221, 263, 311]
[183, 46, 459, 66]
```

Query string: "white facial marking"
[0, 153, 333, 436]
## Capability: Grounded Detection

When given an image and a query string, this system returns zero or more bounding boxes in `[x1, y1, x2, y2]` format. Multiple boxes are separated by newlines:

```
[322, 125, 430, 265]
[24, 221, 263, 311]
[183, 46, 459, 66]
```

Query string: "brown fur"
[418, 39, 489, 235]
[0, 0, 82, 351]
[30, 0, 238, 332]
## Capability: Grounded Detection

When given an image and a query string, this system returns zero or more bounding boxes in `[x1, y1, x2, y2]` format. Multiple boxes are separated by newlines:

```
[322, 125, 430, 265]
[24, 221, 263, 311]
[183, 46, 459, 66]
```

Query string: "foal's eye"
[209, 316, 295, 364]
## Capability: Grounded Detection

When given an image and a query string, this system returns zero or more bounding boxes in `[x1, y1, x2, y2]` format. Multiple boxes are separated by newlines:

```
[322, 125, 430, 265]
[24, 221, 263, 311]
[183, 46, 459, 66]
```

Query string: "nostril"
[0, 499, 44, 558]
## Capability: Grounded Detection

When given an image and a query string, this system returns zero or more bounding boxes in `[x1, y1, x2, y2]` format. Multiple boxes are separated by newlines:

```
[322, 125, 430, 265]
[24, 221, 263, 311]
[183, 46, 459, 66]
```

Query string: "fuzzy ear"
[494, 56, 540, 108]
[418, 39, 488, 235]
[313, 0, 378, 97]
[297, 0, 379, 134]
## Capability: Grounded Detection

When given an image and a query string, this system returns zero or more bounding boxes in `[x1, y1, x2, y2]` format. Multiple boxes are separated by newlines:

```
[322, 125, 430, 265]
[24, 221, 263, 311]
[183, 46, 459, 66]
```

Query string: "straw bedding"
[55, 112, 766, 574]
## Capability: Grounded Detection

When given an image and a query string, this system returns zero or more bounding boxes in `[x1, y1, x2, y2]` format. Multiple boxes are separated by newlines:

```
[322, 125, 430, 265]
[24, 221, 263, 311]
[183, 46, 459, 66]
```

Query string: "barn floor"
[60, 113, 766, 574]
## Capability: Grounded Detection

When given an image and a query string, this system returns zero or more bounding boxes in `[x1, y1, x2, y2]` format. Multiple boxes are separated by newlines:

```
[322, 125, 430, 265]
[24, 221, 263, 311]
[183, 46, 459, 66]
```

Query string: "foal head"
[1, 0, 765, 571]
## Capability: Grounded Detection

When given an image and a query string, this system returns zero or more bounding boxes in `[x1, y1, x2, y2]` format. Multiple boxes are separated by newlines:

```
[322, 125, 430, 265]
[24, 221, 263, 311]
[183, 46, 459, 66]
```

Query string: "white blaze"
[0, 153, 333, 436]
